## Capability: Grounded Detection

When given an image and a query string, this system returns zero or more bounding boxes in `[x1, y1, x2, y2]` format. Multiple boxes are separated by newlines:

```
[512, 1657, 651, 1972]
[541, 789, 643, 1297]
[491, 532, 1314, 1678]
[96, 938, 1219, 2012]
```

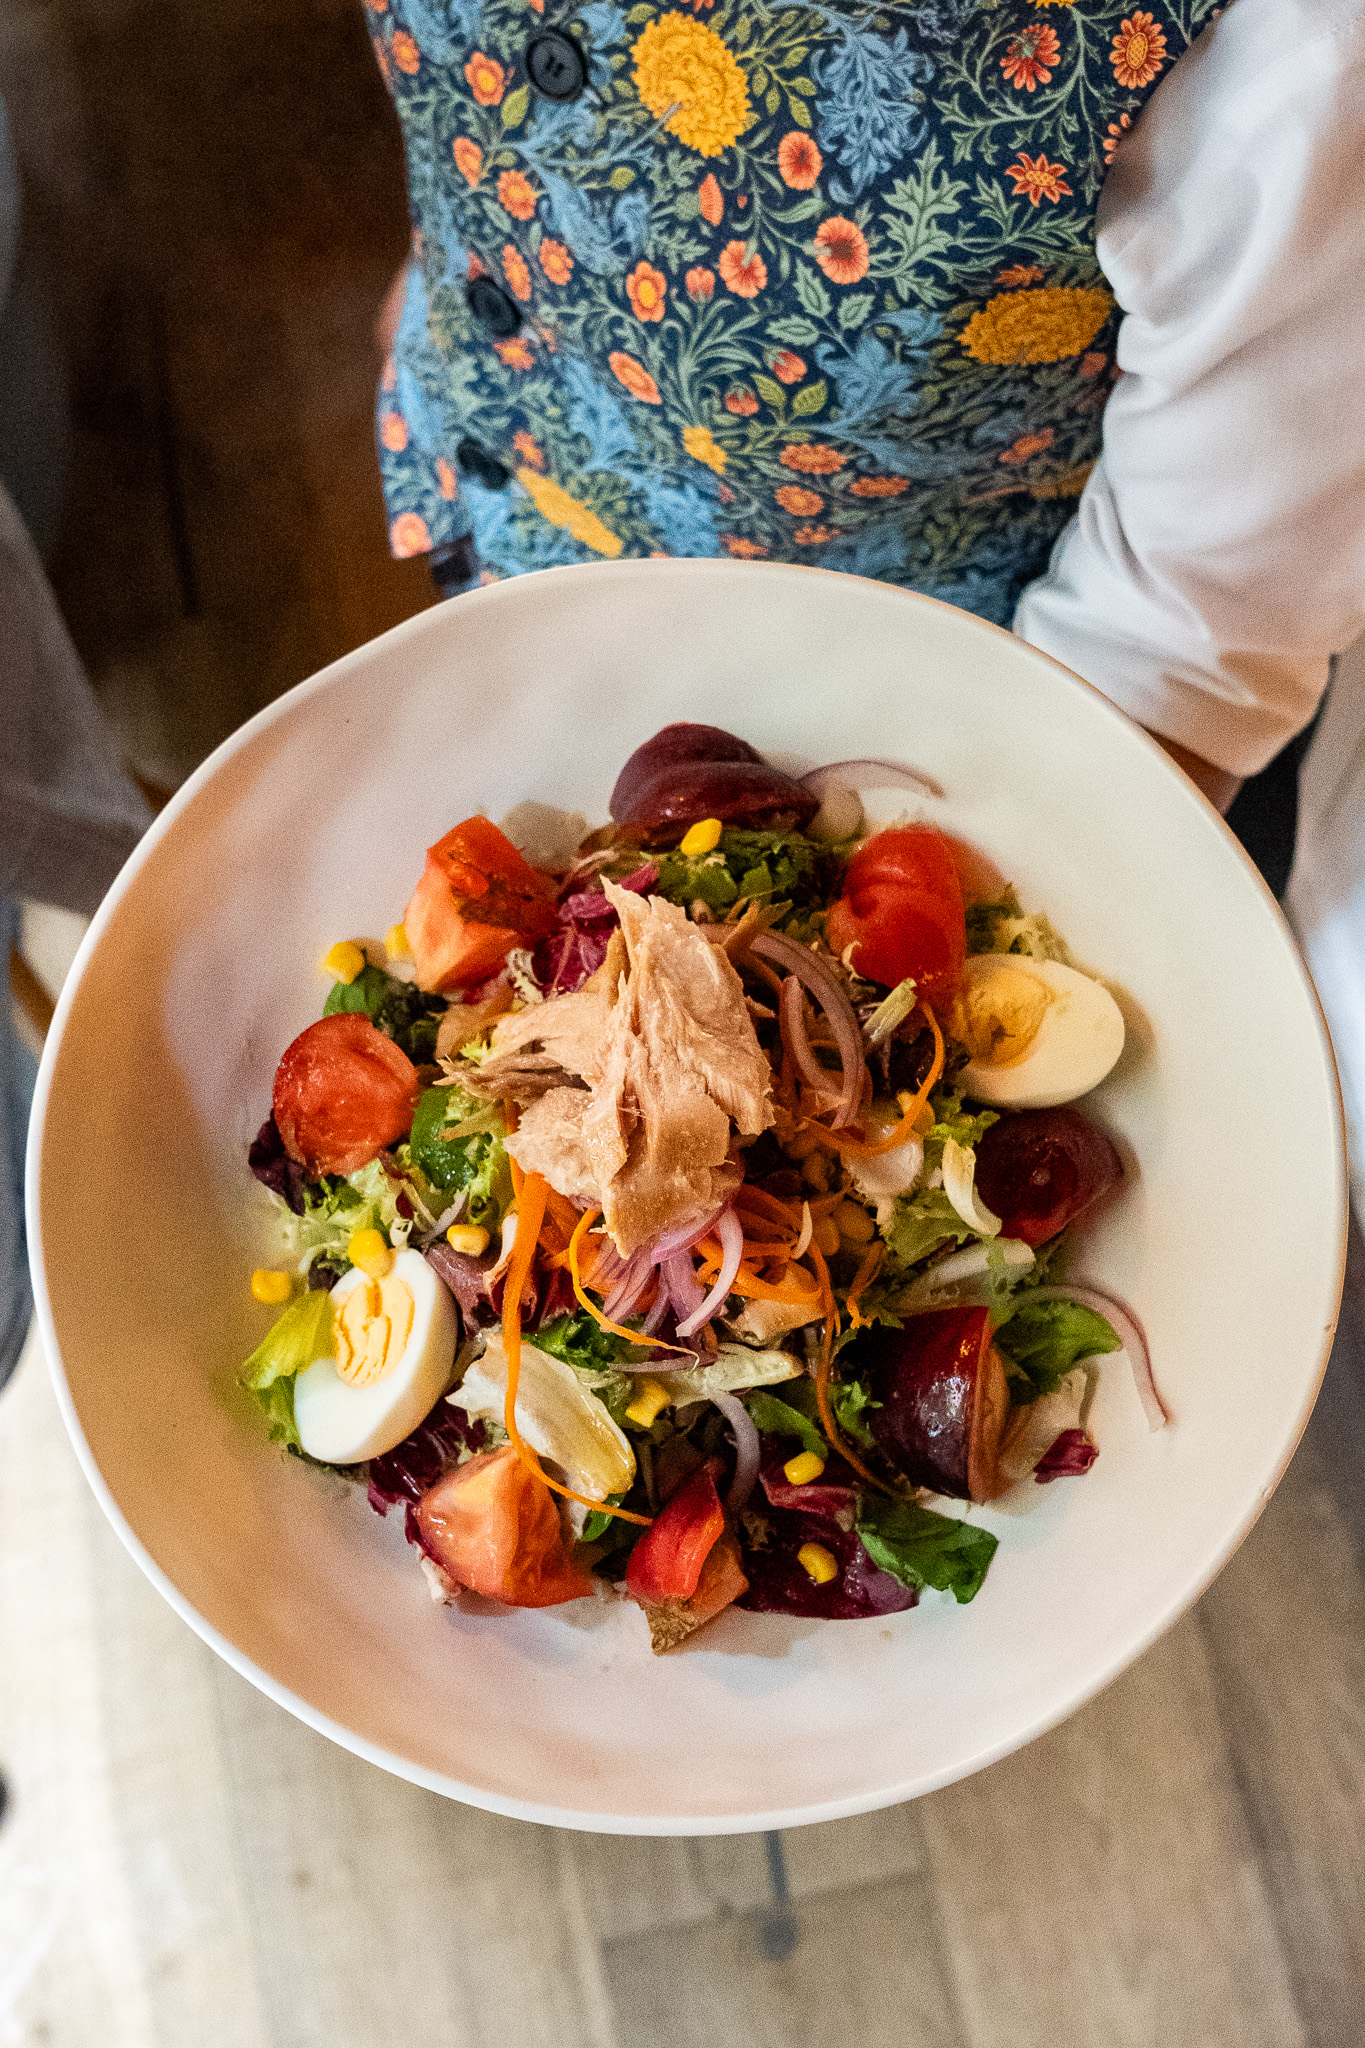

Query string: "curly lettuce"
[239, 1289, 335, 1449]
[407, 1084, 512, 1226]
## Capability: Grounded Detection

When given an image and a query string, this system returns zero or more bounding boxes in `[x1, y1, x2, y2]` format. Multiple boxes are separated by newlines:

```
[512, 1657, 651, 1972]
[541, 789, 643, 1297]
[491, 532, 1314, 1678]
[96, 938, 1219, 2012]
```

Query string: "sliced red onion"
[604, 1247, 656, 1322]
[779, 974, 837, 1100]
[712, 1391, 762, 1512]
[753, 931, 864, 1128]
[798, 758, 944, 801]
[650, 1208, 724, 1264]
[663, 1253, 708, 1326]
[676, 1207, 745, 1338]
[642, 1288, 672, 1336]
[1024, 1283, 1167, 1431]
[897, 1236, 1034, 1309]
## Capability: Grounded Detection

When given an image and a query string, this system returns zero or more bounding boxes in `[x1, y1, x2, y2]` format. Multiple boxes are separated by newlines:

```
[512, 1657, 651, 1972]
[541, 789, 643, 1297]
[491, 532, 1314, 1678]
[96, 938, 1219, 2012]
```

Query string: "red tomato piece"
[415, 1446, 594, 1607]
[405, 817, 558, 993]
[272, 1013, 421, 1177]
[826, 826, 966, 999]
[942, 833, 1007, 906]
[625, 1462, 725, 1606]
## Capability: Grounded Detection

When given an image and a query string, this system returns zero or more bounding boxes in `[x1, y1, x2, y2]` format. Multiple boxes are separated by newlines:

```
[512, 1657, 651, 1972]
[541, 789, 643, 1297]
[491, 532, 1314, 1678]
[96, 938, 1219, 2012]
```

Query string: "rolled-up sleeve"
[1014, 0, 1365, 777]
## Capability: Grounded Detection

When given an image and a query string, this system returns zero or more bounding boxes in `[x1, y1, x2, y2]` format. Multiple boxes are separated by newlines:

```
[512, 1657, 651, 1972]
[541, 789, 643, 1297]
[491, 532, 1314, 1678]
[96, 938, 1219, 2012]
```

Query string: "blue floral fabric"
[371, 0, 1216, 623]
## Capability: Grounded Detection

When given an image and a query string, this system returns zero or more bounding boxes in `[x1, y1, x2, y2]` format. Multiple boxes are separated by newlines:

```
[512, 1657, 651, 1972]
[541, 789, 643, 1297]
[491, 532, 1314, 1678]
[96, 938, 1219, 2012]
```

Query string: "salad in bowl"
[241, 721, 1157, 1653]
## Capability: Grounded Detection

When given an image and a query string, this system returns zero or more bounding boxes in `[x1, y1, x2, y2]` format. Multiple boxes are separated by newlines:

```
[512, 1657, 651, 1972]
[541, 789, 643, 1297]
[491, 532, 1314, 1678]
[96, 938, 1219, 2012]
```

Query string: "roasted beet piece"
[609, 723, 818, 841]
[861, 1306, 1010, 1502]
[1034, 1428, 1099, 1482]
[973, 1106, 1124, 1248]
[609, 723, 763, 821]
[738, 1505, 917, 1618]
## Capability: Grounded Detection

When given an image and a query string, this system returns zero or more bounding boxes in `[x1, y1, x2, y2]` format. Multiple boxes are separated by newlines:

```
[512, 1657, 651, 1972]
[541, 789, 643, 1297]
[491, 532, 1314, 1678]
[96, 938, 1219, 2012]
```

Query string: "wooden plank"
[916, 1615, 1308, 2048]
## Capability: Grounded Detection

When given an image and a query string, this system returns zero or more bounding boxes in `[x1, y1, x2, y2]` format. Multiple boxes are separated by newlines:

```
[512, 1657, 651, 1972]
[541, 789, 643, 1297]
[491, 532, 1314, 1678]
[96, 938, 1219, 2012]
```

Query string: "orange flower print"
[391, 29, 420, 73]
[717, 483, 736, 503]
[699, 174, 723, 226]
[513, 429, 546, 470]
[465, 52, 505, 105]
[718, 242, 767, 297]
[849, 475, 909, 497]
[1000, 20, 1060, 90]
[686, 266, 716, 300]
[776, 485, 823, 515]
[627, 260, 668, 322]
[777, 132, 822, 190]
[1102, 112, 1133, 162]
[452, 137, 483, 187]
[725, 389, 759, 415]
[997, 262, 1044, 288]
[1000, 428, 1055, 464]
[502, 244, 532, 301]
[529, 0, 544, 11]
[380, 354, 397, 392]
[794, 524, 836, 545]
[494, 336, 534, 369]
[780, 443, 843, 475]
[539, 238, 574, 284]
[435, 457, 459, 500]
[468, 252, 487, 280]
[390, 512, 431, 558]
[722, 536, 767, 558]
[498, 170, 537, 220]
[1111, 12, 1166, 87]
[380, 412, 409, 452]
[369, 0, 387, 12]
[814, 217, 869, 286]
[1080, 350, 1107, 377]
[609, 351, 662, 403]
[772, 350, 806, 385]
[1005, 153, 1073, 207]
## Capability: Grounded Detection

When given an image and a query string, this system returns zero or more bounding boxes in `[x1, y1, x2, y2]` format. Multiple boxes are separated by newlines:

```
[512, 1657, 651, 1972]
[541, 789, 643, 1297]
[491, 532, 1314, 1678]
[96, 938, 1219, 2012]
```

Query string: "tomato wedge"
[625, 1461, 725, 1606]
[826, 825, 965, 999]
[272, 1013, 421, 1177]
[415, 1446, 594, 1607]
[405, 817, 559, 993]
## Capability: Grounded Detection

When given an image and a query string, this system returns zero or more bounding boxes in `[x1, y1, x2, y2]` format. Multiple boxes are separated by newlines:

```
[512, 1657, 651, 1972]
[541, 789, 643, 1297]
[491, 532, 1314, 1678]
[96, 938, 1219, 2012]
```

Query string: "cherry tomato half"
[406, 817, 558, 993]
[826, 826, 966, 999]
[272, 1012, 421, 1177]
[625, 1461, 725, 1606]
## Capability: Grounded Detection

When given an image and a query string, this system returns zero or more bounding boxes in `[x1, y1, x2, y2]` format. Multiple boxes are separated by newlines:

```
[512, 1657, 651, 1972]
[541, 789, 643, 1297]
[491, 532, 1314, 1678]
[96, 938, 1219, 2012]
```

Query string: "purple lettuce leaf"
[1034, 1428, 1098, 1482]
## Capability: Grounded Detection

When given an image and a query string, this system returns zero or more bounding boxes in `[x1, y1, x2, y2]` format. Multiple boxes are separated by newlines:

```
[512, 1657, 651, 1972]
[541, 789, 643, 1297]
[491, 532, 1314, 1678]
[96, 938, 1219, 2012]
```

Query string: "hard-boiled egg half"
[957, 954, 1125, 1109]
[293, 1249, 458, 1464]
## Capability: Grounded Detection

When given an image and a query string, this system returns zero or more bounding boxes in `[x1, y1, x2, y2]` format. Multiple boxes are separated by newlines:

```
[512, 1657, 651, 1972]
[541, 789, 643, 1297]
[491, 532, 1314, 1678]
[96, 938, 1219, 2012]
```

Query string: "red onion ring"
[604, 1246, 656, 1322]
[1024, 1284, 1167, 1431]
[676, 1207, 745, 1338]
[663, 1253, 708, 1328]
[753, 931, 864, 1128]
[798, 758, 944, 801]
[711, 1391, 761, 1512]
[650, 1208, 725, 1263]
[779, 975, 839, 1101]
[642, 1288, 672, 1336]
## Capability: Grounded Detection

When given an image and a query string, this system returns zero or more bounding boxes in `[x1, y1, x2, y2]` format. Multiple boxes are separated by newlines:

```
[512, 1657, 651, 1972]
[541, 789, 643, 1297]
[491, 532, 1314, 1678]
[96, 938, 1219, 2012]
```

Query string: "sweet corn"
[385, 922, 410, 958]
[446, 1222, 490, 1255]
[797, 1542, 838, 1585]
[835, 1200, 877, 1246]
[322, 939, 366, 984]
[250, 1268, 293, 1305]
[348, 1227, 394, 1278]
[679, 816, 724, 856]
[812, 1213, 842, 1257]
[625, 1377, 672, 1428]
[783, 1450, 826, 1487]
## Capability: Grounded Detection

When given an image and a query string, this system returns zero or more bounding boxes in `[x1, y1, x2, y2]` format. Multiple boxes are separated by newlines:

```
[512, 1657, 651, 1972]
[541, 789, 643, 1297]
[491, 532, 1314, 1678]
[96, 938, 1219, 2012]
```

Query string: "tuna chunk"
[502, 885, 773, 1254]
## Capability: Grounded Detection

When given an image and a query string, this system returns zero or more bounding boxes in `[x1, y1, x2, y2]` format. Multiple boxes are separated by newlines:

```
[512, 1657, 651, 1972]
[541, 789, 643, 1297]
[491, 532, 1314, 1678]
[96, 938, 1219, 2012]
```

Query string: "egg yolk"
[334, 1274, 415, 1387]
[959, 963, 1051, 1067]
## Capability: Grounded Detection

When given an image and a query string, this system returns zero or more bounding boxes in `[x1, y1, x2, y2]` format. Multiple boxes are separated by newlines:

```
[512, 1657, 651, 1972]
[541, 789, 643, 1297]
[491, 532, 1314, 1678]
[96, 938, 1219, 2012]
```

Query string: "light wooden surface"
[4, 1250, 1365, 2048]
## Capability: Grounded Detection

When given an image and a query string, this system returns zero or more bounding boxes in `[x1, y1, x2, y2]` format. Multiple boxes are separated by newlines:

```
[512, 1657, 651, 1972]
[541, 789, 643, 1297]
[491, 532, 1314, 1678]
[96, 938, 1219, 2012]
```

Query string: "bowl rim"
[24, 559, 1350, 1833]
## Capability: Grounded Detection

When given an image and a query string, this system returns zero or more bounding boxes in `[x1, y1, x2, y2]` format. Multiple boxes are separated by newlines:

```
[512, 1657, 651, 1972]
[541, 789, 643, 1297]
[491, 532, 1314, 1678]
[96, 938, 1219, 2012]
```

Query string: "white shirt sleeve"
[1013, 0, 1365, 778]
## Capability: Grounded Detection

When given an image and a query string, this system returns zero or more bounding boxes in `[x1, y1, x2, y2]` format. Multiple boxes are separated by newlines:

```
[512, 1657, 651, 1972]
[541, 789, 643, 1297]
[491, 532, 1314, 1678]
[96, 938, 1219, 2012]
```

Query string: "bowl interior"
[29, 559, 1345, 1832]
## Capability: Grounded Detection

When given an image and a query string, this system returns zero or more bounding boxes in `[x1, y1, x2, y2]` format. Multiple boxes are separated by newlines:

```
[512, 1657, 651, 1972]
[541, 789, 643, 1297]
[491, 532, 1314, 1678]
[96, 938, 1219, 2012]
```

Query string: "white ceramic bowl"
[27, 559, 1346, 1834]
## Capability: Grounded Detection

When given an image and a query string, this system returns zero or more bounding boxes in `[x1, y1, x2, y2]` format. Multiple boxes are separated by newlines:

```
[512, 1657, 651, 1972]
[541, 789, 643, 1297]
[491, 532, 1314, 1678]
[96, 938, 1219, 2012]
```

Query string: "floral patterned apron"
[372, 0, 1213, 622]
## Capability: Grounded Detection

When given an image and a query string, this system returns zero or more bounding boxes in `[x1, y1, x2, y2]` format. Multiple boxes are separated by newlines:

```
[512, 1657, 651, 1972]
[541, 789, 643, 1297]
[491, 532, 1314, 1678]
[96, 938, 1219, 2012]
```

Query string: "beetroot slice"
[862, 1307, 1010, 1502]
[609, 722, 763, 822]
[973, 1107, 1124, 1248]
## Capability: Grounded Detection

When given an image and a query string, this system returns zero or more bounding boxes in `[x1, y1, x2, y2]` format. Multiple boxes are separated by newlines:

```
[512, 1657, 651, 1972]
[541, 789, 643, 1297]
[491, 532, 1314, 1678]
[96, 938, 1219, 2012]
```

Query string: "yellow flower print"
[516, 466, 623, 557]
[961, 286, 1112, 365]
[632, 16, 751, 159]
[682, 425, 727, 474]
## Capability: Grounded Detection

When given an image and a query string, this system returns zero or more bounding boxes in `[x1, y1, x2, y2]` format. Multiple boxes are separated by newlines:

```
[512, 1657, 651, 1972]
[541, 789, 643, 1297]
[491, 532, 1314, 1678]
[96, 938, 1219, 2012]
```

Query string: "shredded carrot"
[845, 1241, 884, 1330]
[806, 1239, 890, 1494]
[567, 1209, 688, 1355]
[820, 1001, 945, 1159]
[502, 1179, 651, 1527]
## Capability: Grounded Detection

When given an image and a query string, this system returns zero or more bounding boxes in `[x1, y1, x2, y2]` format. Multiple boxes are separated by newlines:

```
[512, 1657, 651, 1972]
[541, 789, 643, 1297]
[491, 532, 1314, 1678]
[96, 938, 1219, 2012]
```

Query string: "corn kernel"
[446, 1223, 490, 1255]
[812, 1213, 842, 1257]
[625, 1377, 672, 1428]
[348, 1227, 394, 1278]
[323, 940, 366, 984]
[679, 816, 724, 856]
[783, 1450, 826, 1487]
[797, 1542, 838, 1585]
[385, 922, 410, 959]
[250, 1268, 293, 1305]
[835, 1200, 877, 1246]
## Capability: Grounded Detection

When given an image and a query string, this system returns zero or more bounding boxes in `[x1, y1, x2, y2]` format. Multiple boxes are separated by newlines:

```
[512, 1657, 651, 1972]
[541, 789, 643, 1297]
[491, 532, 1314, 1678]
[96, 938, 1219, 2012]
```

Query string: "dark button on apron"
[525, 30, 588, 102]
[466, 277, 524, 339]
[456, 439, 511, 490]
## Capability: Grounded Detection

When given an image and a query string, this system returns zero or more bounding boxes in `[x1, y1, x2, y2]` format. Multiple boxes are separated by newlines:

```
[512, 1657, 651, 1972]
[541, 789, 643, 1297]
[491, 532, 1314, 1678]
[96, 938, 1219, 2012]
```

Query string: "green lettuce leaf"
[323, 961, 446, 1063]
[855, 1495, 998, 1603]
[994, 1296, 1120, 1401]
[407, 1084, 512, 1224]
[745, 1388, 827, 1460]
[534, 1312, 639, 1426]
[239, 1289, 335, 1448]
[646, 827, 849, 927]
[882, 1187, 973, 1268]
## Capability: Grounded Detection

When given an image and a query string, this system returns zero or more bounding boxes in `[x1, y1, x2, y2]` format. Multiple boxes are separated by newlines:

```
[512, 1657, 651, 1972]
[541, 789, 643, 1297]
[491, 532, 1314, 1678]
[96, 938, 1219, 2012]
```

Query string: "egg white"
[293, 1249, 458, 1464]
[959, 956, 1125, 1109]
